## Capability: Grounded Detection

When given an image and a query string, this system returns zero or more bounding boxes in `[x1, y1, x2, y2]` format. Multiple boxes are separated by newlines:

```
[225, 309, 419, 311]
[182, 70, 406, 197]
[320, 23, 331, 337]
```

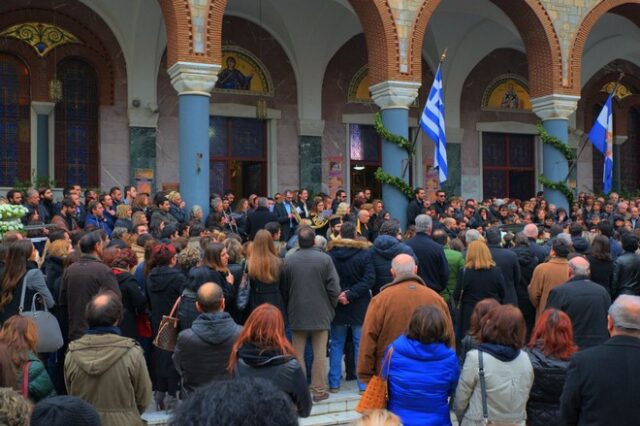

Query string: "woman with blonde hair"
[114, 204, 133, 232]
[246, 230, 285, 317]
[132, 211, 148, 229]
[354, 410, 402, 426]
[452, 240, 508, 339]
[0, 316, 55, 401]
[42, 238, 71, 304]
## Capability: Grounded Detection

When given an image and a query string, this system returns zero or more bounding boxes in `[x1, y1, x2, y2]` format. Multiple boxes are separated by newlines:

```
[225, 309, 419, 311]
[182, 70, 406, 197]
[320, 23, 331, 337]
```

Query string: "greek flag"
[420, 65, 448, 183]
[588, 94, 614, 194]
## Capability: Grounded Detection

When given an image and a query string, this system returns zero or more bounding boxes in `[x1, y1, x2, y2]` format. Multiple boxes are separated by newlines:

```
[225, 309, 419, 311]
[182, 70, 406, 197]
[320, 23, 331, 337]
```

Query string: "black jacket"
[545, 278, 611, 350]
[180, 266, 234, 330]
[326, 238, 375, 325]
[246, 207, 278, 241]
[173, 312, 242, 396]
[526, 346, 570, 426]
[114, 270, 147, 339]
[235, 344, 312, 417]
[247, 270, 286, 320]
[406, 198, 424, 226]
[611, 251, 640, 298]
[487, 244, 519, 305]
[369, 235, 416, 295]
[405, 233, 449, 293]
[571, 236, 590, 254]
[273, 202, 296, 241]
[146, 265, 186, 335]
[42, 255, 65, 304]
[452, 266, 507, 337]
[560, 335, 640, 426]
[586, 256, 613, 295]
[529, 239, 550, 264]
[512, 245, 538, 333]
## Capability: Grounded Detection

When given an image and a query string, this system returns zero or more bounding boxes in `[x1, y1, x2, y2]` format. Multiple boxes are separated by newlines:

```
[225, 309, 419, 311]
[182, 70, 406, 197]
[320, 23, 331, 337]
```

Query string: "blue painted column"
[168, 62, 220, 217]
[31, 102, 55, 180]
[371, 81, 421, 231]
[532, 94, 579, 212]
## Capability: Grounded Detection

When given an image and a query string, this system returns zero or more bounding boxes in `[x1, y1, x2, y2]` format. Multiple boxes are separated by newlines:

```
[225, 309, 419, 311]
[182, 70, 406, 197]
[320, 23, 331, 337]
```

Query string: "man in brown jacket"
[65, 292, 151, 426]
[528, 238, 571, 318]
[357, 254, 454, 384]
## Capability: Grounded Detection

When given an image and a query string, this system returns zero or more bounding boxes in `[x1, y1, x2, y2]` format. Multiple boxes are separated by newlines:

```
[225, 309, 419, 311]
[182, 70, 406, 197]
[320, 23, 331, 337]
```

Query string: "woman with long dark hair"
[457, 298, 500, 365]
[0, 316, 55, 401]
[246, 230, 285, 317]
[587, 235, 613, 295]
[229, 304, 311, 418]
[0, 240, 54, 325]
[525, 309, 577, 426]
[146, 243, 186, 410]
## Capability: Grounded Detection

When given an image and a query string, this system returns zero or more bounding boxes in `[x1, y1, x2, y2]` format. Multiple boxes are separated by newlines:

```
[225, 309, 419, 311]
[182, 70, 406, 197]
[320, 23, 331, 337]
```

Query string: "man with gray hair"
[560, 294, 640, 425]
[246, 197, 278, 240]
[357, 253, 453, 384]
[405, 214, 449, 292]
[546, 256, 611, 349]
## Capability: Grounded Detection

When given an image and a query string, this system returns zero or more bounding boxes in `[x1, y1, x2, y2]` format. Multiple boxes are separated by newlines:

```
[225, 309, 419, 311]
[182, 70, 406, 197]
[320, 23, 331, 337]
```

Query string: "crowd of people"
[0, 183, 640, 425]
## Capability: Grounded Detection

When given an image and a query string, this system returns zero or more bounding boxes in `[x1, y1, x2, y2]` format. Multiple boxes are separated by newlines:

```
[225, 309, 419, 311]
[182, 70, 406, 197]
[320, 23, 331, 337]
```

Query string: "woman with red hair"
[0, 316, 55, 401]
[229, 304, 311, 418]
[525, 308, 577, 426]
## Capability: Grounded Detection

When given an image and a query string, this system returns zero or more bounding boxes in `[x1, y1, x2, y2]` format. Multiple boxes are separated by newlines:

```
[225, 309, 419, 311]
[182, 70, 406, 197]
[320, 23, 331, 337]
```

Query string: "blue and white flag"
[420, 65, 448, 184]
[588, 95, 614, 194]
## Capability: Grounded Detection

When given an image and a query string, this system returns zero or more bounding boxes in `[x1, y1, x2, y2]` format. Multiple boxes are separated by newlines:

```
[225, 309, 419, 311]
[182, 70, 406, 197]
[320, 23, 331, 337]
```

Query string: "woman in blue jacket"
[386, 305, 459, 426]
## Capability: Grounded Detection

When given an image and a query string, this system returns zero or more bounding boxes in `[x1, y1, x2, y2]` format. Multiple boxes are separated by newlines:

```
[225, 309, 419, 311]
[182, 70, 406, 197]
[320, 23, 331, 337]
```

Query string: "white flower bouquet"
[0, 204, 28, 221]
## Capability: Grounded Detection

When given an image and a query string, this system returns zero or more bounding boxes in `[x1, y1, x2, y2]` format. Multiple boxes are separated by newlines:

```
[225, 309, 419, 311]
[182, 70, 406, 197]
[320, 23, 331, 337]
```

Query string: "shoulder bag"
[20, 361, 31, 399]
[236, 261, 250, 311]
[448, 268, 466, 337]
[19, 270, 63, 353]
[355, 346, 394, 413]
[478, 350, 519, 426]
[153, 296, 181, 351]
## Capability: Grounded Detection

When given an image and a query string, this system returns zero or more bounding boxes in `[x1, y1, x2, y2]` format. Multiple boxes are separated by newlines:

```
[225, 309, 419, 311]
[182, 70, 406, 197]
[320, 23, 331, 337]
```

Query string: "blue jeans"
[329, 324, 364, 391]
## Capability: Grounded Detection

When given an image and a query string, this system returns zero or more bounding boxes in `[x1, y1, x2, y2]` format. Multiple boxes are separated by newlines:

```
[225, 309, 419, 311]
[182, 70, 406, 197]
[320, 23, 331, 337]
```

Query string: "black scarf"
[478, 343, 520, 362]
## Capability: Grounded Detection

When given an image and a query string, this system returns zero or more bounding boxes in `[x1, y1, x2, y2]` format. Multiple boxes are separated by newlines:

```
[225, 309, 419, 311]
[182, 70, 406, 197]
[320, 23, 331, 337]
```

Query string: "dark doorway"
[482, 132, 535, 200]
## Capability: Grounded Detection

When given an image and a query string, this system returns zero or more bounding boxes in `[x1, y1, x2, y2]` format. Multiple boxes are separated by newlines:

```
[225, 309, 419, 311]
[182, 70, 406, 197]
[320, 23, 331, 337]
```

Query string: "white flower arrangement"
[0, 204, 28, 221]
[0, 220, 24, 234]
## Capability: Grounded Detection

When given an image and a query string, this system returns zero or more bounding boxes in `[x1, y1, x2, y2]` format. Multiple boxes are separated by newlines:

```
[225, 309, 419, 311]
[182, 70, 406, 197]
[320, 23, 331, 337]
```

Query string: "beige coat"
[454, 349, 534, 425]
[65, 333, 152, 426]
[527, 257, 569, 318]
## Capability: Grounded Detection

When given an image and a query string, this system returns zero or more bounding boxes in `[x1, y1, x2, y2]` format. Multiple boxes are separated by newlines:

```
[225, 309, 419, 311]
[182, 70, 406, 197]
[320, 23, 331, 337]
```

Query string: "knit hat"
[31, 396, 101, 426]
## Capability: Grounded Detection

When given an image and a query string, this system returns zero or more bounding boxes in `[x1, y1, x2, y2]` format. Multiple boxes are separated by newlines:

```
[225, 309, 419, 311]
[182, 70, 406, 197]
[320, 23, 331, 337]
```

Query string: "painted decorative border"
[347, 65, 373, 104]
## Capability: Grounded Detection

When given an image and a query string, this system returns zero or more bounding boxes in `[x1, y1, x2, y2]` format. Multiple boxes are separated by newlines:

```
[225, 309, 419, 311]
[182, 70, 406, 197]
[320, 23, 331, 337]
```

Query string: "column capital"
[298, 119, 325, 137]
[370, 80, 421, 110]
[167, 62, 221, 97]
[531, 94, 580, 121]
[31, 101, 55, 115]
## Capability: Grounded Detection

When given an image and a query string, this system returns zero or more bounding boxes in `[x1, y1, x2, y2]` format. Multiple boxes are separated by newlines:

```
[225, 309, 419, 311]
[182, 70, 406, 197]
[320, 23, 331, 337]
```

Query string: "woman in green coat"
[0, 316, 56, 402]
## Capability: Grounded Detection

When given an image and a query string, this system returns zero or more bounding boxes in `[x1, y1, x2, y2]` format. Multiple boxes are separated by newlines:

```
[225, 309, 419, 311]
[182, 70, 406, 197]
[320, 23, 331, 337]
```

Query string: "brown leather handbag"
[355, 347, 394, 413]
[153, 296, 181, 351]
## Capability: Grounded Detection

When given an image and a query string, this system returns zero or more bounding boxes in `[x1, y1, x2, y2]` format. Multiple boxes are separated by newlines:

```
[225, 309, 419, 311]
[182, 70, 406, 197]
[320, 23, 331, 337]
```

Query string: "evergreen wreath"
[536, 123, 575, 206]
[373, 112, 414, 200]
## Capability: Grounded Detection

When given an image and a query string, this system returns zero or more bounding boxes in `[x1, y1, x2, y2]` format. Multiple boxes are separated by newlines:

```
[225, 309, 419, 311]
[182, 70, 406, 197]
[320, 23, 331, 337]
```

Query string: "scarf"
[477, 342, 520, 362]
[85, 326, 122, 336]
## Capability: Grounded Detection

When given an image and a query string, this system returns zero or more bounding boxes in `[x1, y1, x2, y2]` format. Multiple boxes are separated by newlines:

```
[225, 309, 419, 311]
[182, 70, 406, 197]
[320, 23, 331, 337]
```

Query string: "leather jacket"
[612, 251, 640, 298]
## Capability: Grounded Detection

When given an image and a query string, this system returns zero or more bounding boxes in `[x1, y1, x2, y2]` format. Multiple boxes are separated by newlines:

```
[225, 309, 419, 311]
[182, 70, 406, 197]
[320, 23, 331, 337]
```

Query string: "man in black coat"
[173, 283, 242, 397]
[523, 223, 549, 263]
[406, 187, 425, 226]
[369, 220, 416, 295]
[273, 190, 297, 242]
[611, 232, 640, 298]
[246, 197, 278, 240]
[485, 227, 519, 305]
[560, 294, 640, 426]
[546, 256, 611, 350]
[405, 214, 449, 293]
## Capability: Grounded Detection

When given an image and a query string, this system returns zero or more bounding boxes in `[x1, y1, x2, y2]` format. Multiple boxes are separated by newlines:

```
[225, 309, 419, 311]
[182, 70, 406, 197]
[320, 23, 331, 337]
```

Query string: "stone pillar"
[168, 62, 220, 216]
[531, 94, 579, 211]
[31, 102, 55, 179]
[370, 81, 420, 230]
[128, 107, 159, 194]
[298, 119, 324, 195]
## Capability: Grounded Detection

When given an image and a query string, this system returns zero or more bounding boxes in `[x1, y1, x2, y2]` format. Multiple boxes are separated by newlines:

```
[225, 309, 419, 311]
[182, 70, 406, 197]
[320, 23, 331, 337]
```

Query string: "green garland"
[374, 168, 414, 199]
[373, 113, 414, 200]
[374, 113, 415, 154]
[536, 123, 575, 206]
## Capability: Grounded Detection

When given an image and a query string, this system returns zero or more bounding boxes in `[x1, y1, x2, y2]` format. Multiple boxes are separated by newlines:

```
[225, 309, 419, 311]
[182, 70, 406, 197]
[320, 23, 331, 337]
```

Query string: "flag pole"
[402, 48, 447, 179]
[563, 71, 624, 184]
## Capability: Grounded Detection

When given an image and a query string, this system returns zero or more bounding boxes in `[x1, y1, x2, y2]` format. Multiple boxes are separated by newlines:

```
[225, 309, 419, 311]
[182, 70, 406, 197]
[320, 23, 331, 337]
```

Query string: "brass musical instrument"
[309, 213, 329, 230]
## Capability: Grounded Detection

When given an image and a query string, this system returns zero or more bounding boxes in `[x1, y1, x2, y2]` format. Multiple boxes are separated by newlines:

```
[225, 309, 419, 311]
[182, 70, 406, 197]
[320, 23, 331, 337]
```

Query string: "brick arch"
[0, 7, 119, 105]
[157, 0, 227, 67]
[570, 1, 640, 95]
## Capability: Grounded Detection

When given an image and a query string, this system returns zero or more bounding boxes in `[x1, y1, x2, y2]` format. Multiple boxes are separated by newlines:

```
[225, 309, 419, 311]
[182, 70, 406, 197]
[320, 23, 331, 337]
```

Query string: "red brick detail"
[570, 1, 640, 96]
[409, 0, 442, 84]
[159, 0, 227, 67]
[0, 6, 118, 105]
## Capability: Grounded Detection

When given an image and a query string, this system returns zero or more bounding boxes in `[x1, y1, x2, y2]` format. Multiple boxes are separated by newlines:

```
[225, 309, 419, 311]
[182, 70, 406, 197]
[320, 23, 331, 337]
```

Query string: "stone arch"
[570, 0, 640, 95]
[157, 0, 227, 67]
